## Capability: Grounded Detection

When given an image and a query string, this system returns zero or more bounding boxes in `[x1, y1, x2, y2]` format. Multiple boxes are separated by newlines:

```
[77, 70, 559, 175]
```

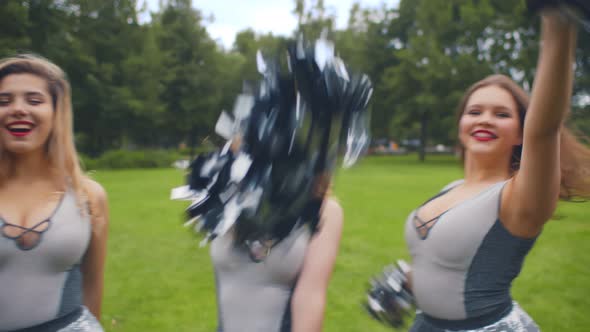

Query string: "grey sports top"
[404, 180, 537, 328]
[210, 224, 311, 332]
[0, 190, 91, 331]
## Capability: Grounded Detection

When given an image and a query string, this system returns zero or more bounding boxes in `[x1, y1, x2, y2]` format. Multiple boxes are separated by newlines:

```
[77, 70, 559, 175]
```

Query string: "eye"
[28, 99, 43, 106]
[496, 112, 511, 118]
[26, 94, 45, 106]
[466, 109, 481, 115]
[0, 96, 10, 106]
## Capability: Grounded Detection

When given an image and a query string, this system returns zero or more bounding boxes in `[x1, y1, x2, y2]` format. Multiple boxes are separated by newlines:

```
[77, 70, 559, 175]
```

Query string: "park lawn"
[94, 155, 589, 332]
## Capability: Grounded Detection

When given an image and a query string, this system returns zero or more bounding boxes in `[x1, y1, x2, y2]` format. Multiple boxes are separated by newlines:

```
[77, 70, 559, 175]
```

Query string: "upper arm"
[82, 177, 109, 241]
[84, 178, 109, 223]
[81, 178, 109, 318]
[294, 198, 343, 295]
[501, 16, 576, 235]
[502, 135, 560, 236]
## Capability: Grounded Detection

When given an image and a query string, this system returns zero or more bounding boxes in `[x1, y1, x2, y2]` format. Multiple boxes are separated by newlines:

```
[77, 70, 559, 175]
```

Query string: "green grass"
[95, 155, 590, 331]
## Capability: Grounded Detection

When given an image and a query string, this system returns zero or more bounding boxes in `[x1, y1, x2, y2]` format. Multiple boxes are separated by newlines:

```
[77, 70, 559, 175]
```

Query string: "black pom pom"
[173, 35, 373, 254]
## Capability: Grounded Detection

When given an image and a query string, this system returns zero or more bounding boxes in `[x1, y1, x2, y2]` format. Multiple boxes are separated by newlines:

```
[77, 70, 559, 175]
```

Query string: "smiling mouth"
[471, 130, 497, 141]
[5, 123, 35, 137]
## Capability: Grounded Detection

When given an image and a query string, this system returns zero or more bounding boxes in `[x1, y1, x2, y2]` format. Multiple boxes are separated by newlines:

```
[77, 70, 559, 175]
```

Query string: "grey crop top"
[404, 180, 537, 323]
[210, 224, 311, 332]
[0, 190, 91, 331]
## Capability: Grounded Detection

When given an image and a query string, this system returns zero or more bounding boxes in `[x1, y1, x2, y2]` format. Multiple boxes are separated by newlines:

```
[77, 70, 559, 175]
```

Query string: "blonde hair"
[456, 74, 590, 200]
[0, 54, 89, 206]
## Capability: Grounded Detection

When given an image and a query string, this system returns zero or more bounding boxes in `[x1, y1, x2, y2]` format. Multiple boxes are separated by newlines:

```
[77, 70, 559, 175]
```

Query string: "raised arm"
[503, 12, 577, 236]
[291, 198, 343, 332]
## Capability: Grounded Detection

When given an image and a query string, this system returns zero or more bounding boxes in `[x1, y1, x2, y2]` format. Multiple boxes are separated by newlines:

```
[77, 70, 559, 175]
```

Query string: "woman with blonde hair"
[401, 10, 590, 332]
[0, 54, 108, 331]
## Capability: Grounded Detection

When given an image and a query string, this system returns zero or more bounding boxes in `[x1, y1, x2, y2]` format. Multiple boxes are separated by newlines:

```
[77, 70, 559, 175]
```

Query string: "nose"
[476, 110, 493, 125]
[10, 98, 28, 118]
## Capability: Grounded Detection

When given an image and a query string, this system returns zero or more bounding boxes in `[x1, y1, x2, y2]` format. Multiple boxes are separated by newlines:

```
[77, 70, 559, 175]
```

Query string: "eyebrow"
[467, 104, 514, 112]
[25, 91, 46, 98]
[0, 91, 46, 98]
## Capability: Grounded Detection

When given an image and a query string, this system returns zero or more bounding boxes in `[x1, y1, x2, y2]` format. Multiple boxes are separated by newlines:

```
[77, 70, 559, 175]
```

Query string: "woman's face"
[0, 73, 55, 156]
[459, 85, 522, 160]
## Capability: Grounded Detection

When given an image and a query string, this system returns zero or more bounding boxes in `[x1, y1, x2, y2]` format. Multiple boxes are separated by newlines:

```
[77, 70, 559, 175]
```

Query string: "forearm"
[83, 280, 103, 319]
[290, 198, 343, 332]
[81, 238, 106, 320]
[406, 269, 413, 292]
[82, 179, 108, 320]
[291, 291, 327, 332]
[527, 13, 577, 136]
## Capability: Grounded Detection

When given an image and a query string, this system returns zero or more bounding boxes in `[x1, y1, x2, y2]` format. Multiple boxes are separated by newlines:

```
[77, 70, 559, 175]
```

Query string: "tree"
[155, 0, 223, 154]
[378, 0, 541, 161]
[0, 1, 31, 57]
[60, 0, 145, 154]
[1, 0, 585, 157]
[292, 0, 336, 40]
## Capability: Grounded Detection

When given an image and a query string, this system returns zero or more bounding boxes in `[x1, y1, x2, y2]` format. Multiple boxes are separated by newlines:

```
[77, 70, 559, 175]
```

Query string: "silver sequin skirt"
[56, 307, 104, 332]
[411, 302, 540, 332]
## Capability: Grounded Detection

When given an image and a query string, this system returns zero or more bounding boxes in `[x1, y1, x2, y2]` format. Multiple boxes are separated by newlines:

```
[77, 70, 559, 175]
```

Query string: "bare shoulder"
[83, 178, 108, 203]
[82, 177, 109, 219]
[319, 197, 344, 230]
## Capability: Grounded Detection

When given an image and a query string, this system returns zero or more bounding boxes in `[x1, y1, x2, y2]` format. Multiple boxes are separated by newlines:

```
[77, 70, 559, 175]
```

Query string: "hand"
[365, 260, 415, 329]
[541, 8, 576, 29]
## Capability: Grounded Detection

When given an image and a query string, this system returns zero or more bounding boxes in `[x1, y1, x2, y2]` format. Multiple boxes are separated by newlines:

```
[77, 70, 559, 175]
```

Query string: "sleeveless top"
[0, 190, 91, 331]
[404, 180, 537, 329]
[210, 224, 311, 332]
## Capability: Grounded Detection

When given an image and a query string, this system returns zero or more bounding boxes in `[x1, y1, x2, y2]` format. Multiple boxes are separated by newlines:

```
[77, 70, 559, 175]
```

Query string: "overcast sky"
[140, 0, 398, 49]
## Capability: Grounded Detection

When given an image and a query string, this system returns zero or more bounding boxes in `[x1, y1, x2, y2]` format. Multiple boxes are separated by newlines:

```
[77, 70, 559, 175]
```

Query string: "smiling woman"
[0, 74, 55, 155]
[0, 54, 108, 332]
[389, 11, 590, 332]
[459, 85, 523, 160]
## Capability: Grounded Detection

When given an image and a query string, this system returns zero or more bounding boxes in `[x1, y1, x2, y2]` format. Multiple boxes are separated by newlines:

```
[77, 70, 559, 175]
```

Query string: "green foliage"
[79, 153, 98, 171]
[83, 149, 183, 170]
[1, 0, 588, 160]
[0, 1, 30, 57]
[570, 105, 590, 137]
[293, 0, 336, 39]
[155, 1, 222, 149]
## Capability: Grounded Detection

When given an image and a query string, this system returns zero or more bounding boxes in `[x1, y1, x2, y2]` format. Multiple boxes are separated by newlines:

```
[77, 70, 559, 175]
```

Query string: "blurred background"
[2, 0, 588, 164]
[1, 1, 589, 331]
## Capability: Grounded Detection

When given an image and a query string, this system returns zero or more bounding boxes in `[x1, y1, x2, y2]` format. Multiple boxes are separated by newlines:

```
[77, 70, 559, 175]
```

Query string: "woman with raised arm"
[403, 10, 589, 331]
[0, 55, 108, 331]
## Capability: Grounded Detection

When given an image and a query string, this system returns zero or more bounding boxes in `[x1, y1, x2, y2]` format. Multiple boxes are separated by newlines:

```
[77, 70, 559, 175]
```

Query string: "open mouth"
[471, 130, 497, 141]
[5, 121, 35, 137]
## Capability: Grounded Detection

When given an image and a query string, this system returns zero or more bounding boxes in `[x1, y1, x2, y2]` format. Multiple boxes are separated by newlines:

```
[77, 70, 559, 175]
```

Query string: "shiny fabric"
[410, 302, 539, 332]
[56, 307, 103, 332]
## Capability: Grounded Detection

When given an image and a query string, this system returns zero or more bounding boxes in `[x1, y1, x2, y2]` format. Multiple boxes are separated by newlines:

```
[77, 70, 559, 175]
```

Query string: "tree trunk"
[419, 112, 428, 162]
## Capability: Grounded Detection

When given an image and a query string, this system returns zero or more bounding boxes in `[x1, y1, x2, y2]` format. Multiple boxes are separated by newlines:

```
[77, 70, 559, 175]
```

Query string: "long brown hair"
[0, 54, 89, 206]
[456, 74, 590, 200]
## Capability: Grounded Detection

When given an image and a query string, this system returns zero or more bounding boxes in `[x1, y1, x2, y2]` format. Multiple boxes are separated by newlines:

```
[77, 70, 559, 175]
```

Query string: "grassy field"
[95, 155, 589, 331]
